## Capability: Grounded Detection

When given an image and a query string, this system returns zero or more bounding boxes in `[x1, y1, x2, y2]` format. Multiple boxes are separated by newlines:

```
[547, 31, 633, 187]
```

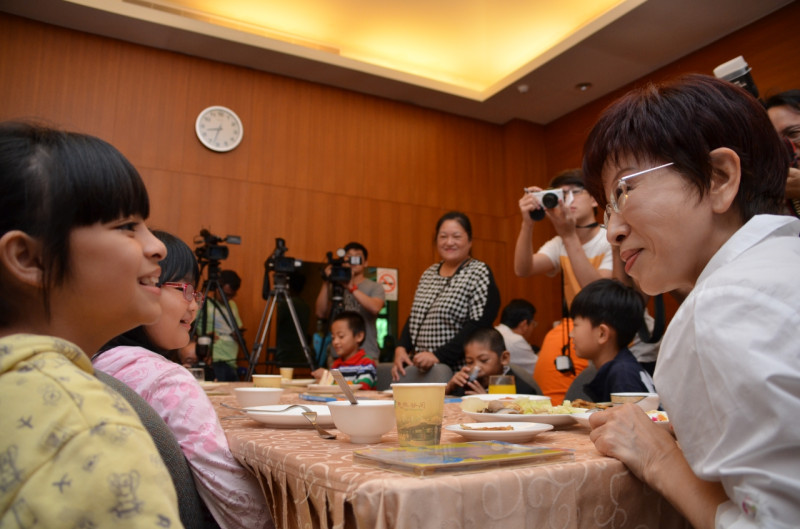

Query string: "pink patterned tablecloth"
[211, 384, 689, 529]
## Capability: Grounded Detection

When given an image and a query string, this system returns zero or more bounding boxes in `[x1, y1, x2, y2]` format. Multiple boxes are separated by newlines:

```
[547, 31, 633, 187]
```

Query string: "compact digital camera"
[525, 187, 566, 221]
[528, 188, 565, 209]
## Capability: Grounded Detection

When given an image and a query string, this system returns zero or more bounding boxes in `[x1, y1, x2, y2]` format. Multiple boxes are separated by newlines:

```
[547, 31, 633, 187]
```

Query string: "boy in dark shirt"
[569, 279, 655, 402]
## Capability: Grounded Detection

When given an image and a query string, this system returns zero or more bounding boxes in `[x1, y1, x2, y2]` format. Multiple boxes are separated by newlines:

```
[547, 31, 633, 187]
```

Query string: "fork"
[220, 402, 336, 439]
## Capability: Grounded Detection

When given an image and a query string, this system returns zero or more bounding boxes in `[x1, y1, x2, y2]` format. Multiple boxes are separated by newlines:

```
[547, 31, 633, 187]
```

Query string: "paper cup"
[279, 367, 294, 381]
[391, 383, 446, 447]
[252, 374, 282, 388]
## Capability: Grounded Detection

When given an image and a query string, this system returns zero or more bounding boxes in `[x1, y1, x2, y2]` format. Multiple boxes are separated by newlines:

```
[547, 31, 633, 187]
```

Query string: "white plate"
[381, 389, 393, 396]
[281, 378, 315, 387]
[244, 404, 335, 428]
[463, 394, 551, 402]
[647, 411, 672, 432]
[572, 411, 595, 428]
[445, 422, 553, 442]
[572, 410, 671, 432]
[462, 409, 587, 426]
[307, 384, 345, 394]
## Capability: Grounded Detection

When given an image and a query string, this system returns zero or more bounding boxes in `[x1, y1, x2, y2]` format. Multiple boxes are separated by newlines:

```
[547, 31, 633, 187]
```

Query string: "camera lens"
[529, 209, 546, 221]
[541, 192, 559, 209]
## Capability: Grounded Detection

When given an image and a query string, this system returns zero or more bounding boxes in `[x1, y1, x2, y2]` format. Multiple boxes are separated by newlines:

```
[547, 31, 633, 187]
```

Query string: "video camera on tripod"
[266, 238, 302, 274]
[324, 249, 362, 283]
[194, 229, 241, 262]
[192, 228, 248, 379]
[262, 238, 301, 299]
[251, 238, 315, 378]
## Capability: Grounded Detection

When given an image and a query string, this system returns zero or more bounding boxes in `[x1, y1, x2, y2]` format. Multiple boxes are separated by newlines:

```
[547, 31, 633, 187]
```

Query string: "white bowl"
[610, 392, 660, 411]
[234, 387, 284, 408]
[327, 400, 396, 443]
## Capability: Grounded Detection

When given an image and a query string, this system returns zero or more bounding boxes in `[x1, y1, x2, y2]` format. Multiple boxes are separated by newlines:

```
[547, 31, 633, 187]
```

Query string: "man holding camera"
[514, 169, 613, 306]
[515, 169, 612, 404]
[315, 242, 385, 361]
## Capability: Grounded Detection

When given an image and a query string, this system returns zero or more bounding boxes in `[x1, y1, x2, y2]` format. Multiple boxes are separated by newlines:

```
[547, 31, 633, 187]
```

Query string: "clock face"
[195, 106, 243, 152]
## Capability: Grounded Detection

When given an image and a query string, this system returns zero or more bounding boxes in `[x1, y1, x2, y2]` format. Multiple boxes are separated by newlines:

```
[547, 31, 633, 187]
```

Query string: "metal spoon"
[219, 402, 336, 439]
[331, 369, 358, 405]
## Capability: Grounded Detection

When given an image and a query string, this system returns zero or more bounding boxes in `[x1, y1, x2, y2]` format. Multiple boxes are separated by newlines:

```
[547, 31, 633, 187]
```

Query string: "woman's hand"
[588, 404, 679, 483]
[412, 351, 439, 372]
[392, 347, 413, 380]
[589, 404, 730, 529]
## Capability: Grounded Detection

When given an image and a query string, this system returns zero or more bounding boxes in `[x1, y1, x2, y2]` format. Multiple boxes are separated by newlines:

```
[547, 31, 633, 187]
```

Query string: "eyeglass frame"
[160, 282, 205, 304]
[603, 162, 675, 226]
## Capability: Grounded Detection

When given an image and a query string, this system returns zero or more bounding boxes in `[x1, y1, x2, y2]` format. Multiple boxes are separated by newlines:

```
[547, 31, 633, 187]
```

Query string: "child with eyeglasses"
[0, 122, 182, 527]
[93, 230, 271, 529]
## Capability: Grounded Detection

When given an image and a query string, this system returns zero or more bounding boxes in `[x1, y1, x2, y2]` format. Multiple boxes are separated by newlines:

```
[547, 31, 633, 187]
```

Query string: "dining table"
[207, 382, 689, 529]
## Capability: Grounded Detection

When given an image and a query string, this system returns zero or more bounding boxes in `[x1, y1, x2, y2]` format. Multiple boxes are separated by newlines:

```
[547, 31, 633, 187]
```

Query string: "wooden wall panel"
[544, 1, 800, 176]
[111, 46, 193, 172]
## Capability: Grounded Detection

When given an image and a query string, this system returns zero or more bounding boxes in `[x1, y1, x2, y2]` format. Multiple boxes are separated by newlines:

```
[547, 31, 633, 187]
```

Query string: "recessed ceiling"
[86, 0, 644, 100]
[1, 0, 792, 124]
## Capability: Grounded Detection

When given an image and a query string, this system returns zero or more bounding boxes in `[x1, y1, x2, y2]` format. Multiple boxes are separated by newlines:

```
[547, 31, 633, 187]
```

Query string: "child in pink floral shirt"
[94, 230, 272, 529]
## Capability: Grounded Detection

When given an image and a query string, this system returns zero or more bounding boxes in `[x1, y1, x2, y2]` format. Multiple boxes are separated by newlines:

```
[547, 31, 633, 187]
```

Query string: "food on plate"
[459, 424, 514, 431]
[647, 410, 669, 422]
[569, 399, 612, 410]
[316, 369, 335, 385]
[460, 396, 580, 415]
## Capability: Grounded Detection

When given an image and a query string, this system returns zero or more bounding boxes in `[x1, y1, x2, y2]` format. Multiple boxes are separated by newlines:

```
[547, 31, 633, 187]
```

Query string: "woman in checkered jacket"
[392, 211, 501, 378]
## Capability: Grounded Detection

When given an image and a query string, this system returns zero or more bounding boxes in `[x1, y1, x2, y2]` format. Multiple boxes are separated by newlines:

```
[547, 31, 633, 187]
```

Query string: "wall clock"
[195, 106, 243, 152]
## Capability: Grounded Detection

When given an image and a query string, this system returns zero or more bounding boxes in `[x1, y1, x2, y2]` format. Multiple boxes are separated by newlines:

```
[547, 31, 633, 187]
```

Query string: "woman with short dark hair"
[582, 75, 800, 529]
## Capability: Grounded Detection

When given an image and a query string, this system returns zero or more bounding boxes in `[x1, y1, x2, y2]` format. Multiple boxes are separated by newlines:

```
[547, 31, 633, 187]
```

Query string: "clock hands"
[208, 125, 223, 141]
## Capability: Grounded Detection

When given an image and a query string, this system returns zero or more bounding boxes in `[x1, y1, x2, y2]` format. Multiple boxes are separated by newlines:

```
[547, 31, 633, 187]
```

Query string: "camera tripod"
[248, 271, 316, 380]
[195, 260, 250, 374]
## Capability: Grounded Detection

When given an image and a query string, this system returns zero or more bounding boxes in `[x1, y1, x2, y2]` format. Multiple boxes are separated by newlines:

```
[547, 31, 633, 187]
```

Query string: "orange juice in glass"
[488, 375, 515, 394]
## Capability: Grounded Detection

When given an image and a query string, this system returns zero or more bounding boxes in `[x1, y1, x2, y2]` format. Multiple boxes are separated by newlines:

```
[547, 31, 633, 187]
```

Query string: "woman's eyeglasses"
[604, 162, 674, 225]
[161, 282, 204, 304]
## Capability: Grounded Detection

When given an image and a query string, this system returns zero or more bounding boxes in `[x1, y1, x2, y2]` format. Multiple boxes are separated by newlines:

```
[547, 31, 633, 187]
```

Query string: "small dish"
[327, 400, 396, 443]
[234, 387, 284, 407]
[307, 384, 345, 394]
[245, 404, 335, 428]
[281, 378, 315, 387]
[445, 422, 553, 442]
[611, 392, 659, 411]
[647, 410, 672, 432]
